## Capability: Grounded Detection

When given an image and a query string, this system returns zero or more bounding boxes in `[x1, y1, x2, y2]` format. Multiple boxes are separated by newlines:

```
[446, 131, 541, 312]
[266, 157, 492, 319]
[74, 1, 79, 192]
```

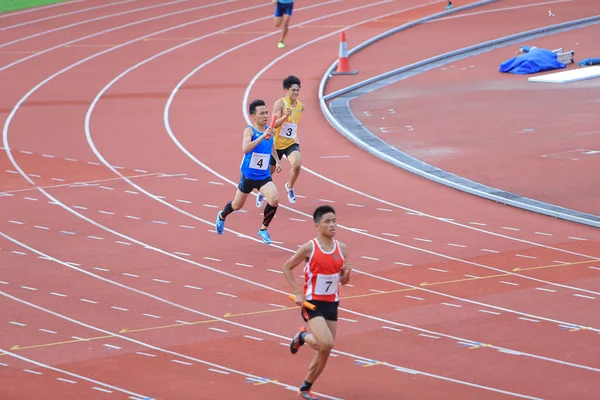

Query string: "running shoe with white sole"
[256, 193, 264, 208]
[285, 182, 296, 204]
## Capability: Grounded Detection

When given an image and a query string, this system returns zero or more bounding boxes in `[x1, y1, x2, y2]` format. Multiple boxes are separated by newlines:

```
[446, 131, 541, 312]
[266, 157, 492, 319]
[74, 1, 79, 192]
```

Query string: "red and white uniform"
[303, 239, 344, 302]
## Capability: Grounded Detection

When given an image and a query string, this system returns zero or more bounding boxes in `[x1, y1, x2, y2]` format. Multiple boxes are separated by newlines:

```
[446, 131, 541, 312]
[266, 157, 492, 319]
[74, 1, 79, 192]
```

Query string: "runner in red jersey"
[282, 205, 352, 400]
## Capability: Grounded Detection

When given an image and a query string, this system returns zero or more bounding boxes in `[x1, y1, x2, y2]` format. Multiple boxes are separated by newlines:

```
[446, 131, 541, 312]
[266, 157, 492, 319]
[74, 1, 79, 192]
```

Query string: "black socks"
[220, 201, 234, 219]
[300, 380, 313, 392]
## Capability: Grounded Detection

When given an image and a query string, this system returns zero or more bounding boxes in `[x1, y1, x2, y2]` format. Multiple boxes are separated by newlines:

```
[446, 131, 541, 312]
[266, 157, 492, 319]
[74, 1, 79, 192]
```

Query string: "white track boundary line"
[0, 0, 245, 72]
[301, 166, 600, 259]
[0, 289, 339, 400]
[0, 234, 542, 399]
[0, 347, 148, 398]
[0, 0, 194, 49]
[0, 0, 87, 19]
[0, 0, 139, 32]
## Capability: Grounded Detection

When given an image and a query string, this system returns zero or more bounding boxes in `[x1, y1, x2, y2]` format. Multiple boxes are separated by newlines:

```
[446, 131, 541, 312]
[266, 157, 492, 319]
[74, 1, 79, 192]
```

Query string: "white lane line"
[208, 368, 230, 374]
[171, 359, 193, 366]
[24, 369, 43, 375]
[216, 292, 237, 298]
[414, 238, 432, 242]
[57, 378, 78, 384]
[481, 249, 499, 253]
[535, 288, 556, 293]
[574, 294, 595, 300]
[361, 256, 379, 261]
[479, 309, 501, 315]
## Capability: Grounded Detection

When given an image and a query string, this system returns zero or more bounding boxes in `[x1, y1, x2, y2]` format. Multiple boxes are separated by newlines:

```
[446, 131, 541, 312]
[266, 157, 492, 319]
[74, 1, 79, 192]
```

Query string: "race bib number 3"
[249, 153, 269, 170]
[281, 122, 297, 139]
[315, 273, 340, 295]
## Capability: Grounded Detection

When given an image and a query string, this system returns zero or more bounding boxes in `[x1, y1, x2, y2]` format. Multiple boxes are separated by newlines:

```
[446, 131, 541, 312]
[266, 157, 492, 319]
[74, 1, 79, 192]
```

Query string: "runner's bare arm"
[272, 98, 290, 128]
[339, 242, 352, 285]
[272, 145, 282, 172]
[241, 127, 270, 153]
[282, 241, 312, 304]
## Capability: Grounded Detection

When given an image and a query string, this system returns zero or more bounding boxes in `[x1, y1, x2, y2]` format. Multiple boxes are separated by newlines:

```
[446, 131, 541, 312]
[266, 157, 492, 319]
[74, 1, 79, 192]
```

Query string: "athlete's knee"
[231, 199, 243, 210]
[317, 339, 334, 353]
[268, 193, 279, 207]
[291, 161, 301, 173]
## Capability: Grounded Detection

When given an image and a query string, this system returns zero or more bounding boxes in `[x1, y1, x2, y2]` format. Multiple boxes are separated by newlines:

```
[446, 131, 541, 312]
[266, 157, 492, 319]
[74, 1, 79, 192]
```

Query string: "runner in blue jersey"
[273, 0, 294, 48]
[215, 99, 282, 244]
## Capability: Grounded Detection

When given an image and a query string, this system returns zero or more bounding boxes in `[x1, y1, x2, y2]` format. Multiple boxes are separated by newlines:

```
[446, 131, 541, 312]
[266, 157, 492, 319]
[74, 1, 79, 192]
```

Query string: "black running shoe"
[290, 327, 306, 354]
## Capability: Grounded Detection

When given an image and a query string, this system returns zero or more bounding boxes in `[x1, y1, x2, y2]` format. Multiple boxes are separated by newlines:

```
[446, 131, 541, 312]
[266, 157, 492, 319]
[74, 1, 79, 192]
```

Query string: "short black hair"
[313, 205, 335, 223]
[283, 75, 301, 90]
[249, 99, 265, 115]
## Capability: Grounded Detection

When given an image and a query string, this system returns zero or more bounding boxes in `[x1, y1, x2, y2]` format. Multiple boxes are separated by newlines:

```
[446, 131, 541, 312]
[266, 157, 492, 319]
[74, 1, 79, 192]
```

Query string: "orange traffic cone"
[332, 31, 358, 75]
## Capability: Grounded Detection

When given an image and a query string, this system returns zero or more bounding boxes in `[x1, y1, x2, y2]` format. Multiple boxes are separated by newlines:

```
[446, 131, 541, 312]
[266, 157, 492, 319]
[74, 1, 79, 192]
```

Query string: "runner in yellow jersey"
[257, 75, 305, 207]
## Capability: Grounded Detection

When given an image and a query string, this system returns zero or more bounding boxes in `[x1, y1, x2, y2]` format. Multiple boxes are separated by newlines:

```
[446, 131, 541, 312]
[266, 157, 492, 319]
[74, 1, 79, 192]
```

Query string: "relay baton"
[288, 294, 316, 310]
[266, 114, 277, 140]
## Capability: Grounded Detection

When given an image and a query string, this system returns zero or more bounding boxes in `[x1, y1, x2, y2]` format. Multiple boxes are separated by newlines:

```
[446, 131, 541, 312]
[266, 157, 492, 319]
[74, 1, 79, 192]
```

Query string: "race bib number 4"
[281, 122, 297, 139]
[249, 153, 269, 170]
[315, 273, 340, 295]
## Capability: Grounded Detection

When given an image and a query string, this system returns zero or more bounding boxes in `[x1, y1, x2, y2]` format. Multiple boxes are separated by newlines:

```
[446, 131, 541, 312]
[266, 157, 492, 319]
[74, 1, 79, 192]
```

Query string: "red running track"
[1, 0, 599, 399]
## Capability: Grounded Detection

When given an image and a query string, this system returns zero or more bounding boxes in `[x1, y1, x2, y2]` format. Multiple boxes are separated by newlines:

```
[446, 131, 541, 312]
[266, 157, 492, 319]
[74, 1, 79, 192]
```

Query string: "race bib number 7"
[315, 273, 340, 295]
[281, 122, 297, 139]
[249, 153, 269, 170]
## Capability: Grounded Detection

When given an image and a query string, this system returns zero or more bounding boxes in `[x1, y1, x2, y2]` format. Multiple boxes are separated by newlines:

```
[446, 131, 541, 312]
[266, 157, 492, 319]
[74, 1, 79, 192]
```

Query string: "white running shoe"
[256, 193, 265, 208]
[285, 183, 296, 204]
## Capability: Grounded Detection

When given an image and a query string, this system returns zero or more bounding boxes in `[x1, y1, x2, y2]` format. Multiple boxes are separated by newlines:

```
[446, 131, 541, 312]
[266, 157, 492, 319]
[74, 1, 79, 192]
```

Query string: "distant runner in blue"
[215, 99, 282, 244]
[273, 0, 294, 48]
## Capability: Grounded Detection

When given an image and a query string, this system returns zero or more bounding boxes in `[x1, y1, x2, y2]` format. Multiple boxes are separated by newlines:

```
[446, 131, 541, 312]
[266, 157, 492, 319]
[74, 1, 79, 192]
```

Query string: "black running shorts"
[237, 174, 272, 194]
[270, 143, 300, 166]
[301, 300, 339, 322]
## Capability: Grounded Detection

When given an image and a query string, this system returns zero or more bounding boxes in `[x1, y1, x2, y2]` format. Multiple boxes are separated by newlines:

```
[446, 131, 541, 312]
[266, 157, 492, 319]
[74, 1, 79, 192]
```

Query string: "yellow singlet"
[274, 96, 303, 150]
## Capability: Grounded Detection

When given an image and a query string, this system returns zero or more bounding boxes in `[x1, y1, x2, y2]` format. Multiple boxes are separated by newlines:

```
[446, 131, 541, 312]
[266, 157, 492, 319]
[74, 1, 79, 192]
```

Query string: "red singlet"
[303, 238, 344, 302]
